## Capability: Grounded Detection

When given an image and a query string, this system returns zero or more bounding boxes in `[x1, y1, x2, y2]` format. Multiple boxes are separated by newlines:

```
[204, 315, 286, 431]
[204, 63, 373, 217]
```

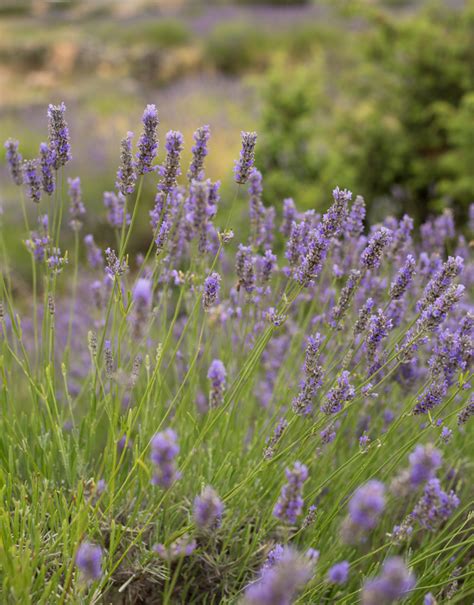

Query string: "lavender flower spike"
[362, 557, 416, 605]
[23, 159, 41, 204]
[75, 541, 102, 582]
[321, 370, 355, 415]
[193, 485, 224, 529]
[188, 124, 210, 182]
[136, 104, 159, 175]
[150, 428, 181, 488]
[234, 131, 257, 184]
[273, 462, 308, 524]
[208, 359, 226, 409]
[5, 138, 23, 185]
[243, 546, 313, 605]
[202, 272, 221, 311]
[327, 561, 350, 585]
[158, 130, 184, 193]
[68, 177, 85, 231]
[116, 131, 136, 195]
[47, 102, 71, 169]
[39, 142, 55, 195]
[361, 227, 392, 270]
[389, 254, 416, 300]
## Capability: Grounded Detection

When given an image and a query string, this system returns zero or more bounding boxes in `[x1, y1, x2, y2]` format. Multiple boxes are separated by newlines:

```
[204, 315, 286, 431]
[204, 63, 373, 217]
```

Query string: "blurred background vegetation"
[0, 0, 472, 263]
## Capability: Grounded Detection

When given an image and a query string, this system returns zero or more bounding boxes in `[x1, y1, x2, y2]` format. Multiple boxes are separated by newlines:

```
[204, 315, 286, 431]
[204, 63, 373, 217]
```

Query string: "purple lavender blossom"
[417, 256, 464, 313]
[153, 536, 196, 561]
[411, 478, 459, 530]
[188, 124, 210, 182]
[116, 131, 136, 195]
[423, 593, 437, 605]
[348, 480, 386, 529]
[408, 444, 442, 486]
[273, 462, 308, 524]
[23, 159, 41, 204]
[236, 244, 256, 294]
[280, 198, 297, 237]
[136, 104, 159, 175]
[4, 138, 23, 185]
[296, 187, 351, 286]
[84, 234, 103, 269]
[25, 215, 50, 261]
[321, 371, 355, 415]
[150, 428, 181, 488]
[354, 298, 375, 335]
[389, 255, 416, 300]
[234, 131, 257, 184]
[158, 130, 184, 193]
[366, 309, 392, 364]
[105, 247, 128, 278]
[346, 195, 366, 237]
[330, 269, 361, 327]
[258, 250, 277, 285]
[39, 142, 55, 195]
[75, 542, 102, 582]
[457, 395, 474, 425]
[203, 272, 221, 311]
[362, 557, 416, 605]
[413, 380, 448, 415]
[208, 359, 226, 409]
[47, 102, 71, 169]
[193, 485, 224, 529]
[293, 333, 324, 415]
[132, 278, 152, 337]
[361, 227, 392, 270]
[104, 191, 130, 229]
[243, 546, 313, 605]
[264, 418, 288, 460]
[68, 177, 85, 231]
[327, 561, 349, 585]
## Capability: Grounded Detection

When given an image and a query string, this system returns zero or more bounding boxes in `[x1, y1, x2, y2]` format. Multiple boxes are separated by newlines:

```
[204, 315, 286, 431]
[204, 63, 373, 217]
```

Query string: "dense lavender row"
[0, 103, 473, 604]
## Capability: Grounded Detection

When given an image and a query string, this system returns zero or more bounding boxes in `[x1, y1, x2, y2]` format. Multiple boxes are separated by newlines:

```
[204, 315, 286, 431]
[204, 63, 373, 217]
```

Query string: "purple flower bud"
[75, 541, 102, 582]
[116, 131, 136, 195]
[159, 130, 184, 193]
[68, 177, 85, 231]
[273, 462, 308, 524]
[193, 485, 224, 529]
[104, 191, 130, 229]
[348, 480, 386, 530]
[23, 159, 41, 204]
[390, 255, 416, 300]
[234, 131, 257, 184]
[47, 102, 71, 169]
[136, 104, 159, 175]
[150, 428, 181, 488]
[84, 234, 103, 269]
[243, 546, 313, 605]
[327, 561, 349, 585]
[362, 557, 416, 605]
[361, 227, 392, 270]
[39, 142, 55, 195]
[321, 371, 355, 415]
[236, 244, 256, 294]
[188, 124, 210, 182]
[4, 138, 23, 185]
[408, 444, 442, 486]
[208, 359, 226, 409]
[203, 272, 221, 311]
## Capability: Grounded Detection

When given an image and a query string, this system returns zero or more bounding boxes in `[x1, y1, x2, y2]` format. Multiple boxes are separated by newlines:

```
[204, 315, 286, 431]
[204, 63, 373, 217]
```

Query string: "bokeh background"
[0, 0, 472, 268]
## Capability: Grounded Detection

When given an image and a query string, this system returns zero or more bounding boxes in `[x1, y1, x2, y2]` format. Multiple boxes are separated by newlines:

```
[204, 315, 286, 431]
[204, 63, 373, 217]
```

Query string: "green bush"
[257, 3, 474, 223]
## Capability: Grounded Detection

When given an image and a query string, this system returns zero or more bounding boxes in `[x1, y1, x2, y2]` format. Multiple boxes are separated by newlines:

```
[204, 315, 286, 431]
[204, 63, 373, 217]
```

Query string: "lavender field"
[0, 2, 473, 605]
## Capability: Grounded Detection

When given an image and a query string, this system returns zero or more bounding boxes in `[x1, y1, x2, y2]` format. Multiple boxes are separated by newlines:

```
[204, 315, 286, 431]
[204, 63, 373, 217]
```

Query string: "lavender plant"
[0, 103, 472, 604]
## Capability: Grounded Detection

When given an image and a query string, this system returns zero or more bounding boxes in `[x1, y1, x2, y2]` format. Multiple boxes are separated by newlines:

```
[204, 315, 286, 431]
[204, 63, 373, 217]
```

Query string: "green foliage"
[257, 3, 474, 222]
[204, 22, 272, 75]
